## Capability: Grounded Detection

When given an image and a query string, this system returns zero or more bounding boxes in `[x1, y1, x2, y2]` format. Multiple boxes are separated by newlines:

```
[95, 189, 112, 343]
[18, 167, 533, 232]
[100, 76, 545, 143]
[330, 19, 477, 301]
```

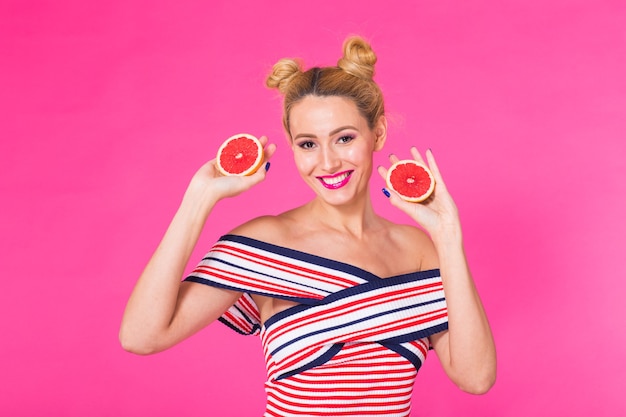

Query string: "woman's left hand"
[377, 148, 461, 241]
[380, 148, 497, 394]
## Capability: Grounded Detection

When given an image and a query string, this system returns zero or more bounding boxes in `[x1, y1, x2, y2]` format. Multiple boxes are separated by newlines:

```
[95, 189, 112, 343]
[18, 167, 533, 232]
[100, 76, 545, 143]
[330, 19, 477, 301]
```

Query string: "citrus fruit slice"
[216, 133, 264, 176]
[385, 160, 435, 203]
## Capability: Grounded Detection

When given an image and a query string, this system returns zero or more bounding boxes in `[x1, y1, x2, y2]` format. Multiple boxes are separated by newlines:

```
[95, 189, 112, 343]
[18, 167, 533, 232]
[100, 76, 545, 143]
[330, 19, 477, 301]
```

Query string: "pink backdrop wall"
[1, 1, 625, 416]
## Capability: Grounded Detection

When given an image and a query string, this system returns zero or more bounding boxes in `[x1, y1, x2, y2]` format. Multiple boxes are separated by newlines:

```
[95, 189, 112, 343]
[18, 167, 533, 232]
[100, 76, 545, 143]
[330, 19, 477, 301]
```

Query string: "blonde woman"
[120, 36, 496, 416]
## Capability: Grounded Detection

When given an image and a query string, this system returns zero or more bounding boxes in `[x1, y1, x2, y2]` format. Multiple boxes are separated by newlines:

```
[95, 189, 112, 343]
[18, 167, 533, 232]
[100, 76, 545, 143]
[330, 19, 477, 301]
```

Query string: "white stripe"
[214, 240, 365, 291]
[263, 280, 446, 376]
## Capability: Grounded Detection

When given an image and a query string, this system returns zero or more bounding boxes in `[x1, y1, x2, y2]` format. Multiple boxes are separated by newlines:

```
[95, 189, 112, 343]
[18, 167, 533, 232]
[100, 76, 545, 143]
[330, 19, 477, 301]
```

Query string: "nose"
[320, 146, 341, 172]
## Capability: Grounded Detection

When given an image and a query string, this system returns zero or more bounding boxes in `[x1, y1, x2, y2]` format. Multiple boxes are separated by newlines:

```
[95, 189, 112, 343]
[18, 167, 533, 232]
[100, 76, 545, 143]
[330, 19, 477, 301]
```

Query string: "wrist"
[181, 180, 220, 217]
[431, 222, 464, 249]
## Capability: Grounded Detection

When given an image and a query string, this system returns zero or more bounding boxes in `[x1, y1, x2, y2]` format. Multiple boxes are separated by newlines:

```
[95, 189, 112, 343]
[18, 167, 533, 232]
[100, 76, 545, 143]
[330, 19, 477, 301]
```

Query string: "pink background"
[1, 1, 625, 416]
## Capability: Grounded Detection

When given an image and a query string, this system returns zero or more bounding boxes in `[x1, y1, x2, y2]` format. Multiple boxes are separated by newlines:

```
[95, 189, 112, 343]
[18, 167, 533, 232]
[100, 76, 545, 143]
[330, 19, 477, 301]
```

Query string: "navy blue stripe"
[263, 271, 442, 329]
[275, 343, 345, 381]
[379, 322, 449, 345]
[217, 317, 261, 336]
[268, 296, 446, 357]
[262, 303, 313, 328]
[202, 256, 330, 296]
[221, 234, 441, 283]
[381, 342, 423, 372]
[183, 276, 318, 306]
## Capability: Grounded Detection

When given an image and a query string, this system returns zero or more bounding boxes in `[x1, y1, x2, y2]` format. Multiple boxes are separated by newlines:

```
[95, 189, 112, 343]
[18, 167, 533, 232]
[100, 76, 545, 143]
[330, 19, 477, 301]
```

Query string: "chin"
[320, 190, 366, 207]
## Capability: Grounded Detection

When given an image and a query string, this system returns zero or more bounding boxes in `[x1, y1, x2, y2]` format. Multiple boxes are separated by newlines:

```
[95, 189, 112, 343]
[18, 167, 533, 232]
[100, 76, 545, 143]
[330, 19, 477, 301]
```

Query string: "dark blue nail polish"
[265, 162, 271, 172]
[382, 188, 391, 198]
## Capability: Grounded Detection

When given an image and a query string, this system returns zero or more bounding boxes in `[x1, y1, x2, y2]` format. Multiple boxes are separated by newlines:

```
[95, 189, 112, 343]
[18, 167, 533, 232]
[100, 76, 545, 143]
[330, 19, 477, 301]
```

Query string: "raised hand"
[189, 136, 277, 202]
[377, 147, 461, 242]
[120, 135, 276, 354]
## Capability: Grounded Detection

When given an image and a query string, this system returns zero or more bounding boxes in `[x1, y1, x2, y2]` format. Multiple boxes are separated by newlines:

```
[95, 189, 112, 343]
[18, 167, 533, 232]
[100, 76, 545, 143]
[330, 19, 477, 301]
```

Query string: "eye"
[337, 135, 355, 144]
[297, 140, 316, 149]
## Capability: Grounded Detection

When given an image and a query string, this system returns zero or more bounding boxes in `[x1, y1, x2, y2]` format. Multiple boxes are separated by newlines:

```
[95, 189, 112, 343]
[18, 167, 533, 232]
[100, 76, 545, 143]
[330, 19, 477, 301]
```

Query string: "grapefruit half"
[216, 133, 264, 176]
[386, 160, 435, 203]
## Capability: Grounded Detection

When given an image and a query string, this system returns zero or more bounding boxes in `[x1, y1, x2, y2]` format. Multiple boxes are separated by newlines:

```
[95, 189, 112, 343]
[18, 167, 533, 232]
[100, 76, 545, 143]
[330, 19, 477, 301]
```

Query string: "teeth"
[322, 172, 350, 185]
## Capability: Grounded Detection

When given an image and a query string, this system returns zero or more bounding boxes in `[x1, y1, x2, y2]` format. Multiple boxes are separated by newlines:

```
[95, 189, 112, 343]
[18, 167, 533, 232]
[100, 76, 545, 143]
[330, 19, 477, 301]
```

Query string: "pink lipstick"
[317, 170, 353, 189]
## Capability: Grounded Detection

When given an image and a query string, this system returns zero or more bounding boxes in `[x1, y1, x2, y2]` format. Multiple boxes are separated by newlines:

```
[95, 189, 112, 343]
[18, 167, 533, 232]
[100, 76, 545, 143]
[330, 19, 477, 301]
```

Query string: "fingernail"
[382, 188, 391, 198]
[265, 162, 271, 172]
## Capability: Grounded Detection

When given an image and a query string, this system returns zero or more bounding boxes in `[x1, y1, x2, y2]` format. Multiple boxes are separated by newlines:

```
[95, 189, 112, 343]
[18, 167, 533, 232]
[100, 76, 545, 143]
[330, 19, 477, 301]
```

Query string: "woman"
[120, 36, 496, 416]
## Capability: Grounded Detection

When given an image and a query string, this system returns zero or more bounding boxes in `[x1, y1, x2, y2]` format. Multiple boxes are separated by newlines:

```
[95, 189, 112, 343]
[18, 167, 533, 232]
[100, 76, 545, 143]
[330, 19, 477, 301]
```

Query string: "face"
[288, 95, 386, 206]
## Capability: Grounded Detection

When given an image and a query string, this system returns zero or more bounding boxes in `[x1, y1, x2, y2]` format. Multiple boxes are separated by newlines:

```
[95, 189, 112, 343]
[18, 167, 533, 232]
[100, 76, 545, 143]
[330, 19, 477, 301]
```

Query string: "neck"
[306, 191, 380, 239]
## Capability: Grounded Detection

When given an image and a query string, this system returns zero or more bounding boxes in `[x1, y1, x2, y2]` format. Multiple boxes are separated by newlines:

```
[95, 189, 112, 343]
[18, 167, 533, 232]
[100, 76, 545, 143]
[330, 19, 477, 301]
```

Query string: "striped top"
[185, 235, 448, 417]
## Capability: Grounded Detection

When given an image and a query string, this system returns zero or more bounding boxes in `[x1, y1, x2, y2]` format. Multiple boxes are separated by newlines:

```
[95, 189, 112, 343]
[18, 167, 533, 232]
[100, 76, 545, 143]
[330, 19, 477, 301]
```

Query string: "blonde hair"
[266, 36, 385, 136]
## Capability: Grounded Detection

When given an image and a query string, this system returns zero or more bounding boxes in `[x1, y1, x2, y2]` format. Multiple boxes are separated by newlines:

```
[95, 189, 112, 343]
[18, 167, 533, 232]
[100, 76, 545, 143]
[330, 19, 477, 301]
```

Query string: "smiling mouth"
[317, 171, 353, 189]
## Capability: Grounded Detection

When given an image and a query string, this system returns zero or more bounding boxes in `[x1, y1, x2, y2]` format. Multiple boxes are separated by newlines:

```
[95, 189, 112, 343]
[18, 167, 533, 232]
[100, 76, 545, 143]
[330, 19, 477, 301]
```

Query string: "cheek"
[344, 144, 373, 165]
[292, 151, 316, 174]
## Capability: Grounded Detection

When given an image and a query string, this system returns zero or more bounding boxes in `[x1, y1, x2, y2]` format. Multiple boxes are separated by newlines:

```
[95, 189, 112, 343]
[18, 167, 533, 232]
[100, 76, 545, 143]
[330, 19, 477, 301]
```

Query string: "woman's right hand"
[120, 136, 276, 355]
[188, 135, 277, 201]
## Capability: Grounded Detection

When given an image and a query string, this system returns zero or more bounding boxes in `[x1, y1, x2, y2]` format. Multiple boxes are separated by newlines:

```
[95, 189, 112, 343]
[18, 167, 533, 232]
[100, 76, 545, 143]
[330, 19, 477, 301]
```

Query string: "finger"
[409, 147, 426, 164]
[264, 142, 277, 161]
[388, 153, 400, 165]
[424, 149, 447, 188]
[385, 188, 420, 214]
[258, 135, 269, 146]
[377, 164, 388, 180]
[250, 146, 276, 182]
[247, 162, 271, 184]
[257, 136, 276, 157]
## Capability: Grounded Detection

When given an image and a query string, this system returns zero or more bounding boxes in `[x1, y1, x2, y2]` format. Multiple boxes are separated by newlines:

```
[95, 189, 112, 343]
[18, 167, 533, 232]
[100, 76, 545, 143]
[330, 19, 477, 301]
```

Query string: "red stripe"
[213, 244, 357, 287]
[269, 384, 412, 400]
[265, 282, 443, 343]
[222, 311, 252, 333]
[264, 284, 444, 346]
[193, 265, 320, 298]
[266, 392, 412, 416]
[407, 339, 429, 357]
[239, 295, 261, 322]
[272, 380, 414, 394]
[340, 310, 448, 342]
[273, 309, 447, 368]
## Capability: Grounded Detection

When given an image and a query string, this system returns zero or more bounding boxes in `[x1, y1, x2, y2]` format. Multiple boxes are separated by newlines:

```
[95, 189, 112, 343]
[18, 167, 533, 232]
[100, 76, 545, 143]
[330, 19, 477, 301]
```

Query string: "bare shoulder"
[385, 221, 439, 271]
[230, 210, 301, 247]
[228, 204, 314, 244]
[230, 215, 286, 242]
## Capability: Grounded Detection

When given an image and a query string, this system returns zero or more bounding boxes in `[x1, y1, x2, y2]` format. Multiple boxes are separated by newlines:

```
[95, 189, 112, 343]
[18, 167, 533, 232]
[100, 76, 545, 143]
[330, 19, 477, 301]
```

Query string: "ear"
[373, 115, 388, 151]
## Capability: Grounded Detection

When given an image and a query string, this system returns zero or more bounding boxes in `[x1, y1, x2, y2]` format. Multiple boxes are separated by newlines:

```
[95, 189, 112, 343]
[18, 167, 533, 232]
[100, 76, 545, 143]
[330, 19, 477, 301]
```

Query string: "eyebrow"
[293, 125, 359, 140]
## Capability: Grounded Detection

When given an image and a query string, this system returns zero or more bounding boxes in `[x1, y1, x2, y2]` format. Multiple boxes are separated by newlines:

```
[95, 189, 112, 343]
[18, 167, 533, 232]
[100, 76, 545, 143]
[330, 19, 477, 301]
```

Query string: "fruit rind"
[216, 133, 264, 176]
[385, 159, 435, 203]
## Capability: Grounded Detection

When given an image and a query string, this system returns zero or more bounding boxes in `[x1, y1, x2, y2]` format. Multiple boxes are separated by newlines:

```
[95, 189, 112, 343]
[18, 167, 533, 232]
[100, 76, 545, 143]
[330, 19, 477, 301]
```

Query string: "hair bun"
[266, 58, 304, 94]
[337, 36, 377, 80]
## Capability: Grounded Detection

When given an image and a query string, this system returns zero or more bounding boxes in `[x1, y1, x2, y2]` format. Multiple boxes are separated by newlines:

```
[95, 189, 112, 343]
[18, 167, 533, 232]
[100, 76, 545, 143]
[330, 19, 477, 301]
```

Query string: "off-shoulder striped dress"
[185, 234, 448, 417]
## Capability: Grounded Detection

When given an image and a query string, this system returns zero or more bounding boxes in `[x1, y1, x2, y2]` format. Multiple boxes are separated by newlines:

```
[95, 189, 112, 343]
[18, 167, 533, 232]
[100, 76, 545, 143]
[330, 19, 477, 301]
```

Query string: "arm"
[119, 138, 276, 355]
[378, 148, 496, 394]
